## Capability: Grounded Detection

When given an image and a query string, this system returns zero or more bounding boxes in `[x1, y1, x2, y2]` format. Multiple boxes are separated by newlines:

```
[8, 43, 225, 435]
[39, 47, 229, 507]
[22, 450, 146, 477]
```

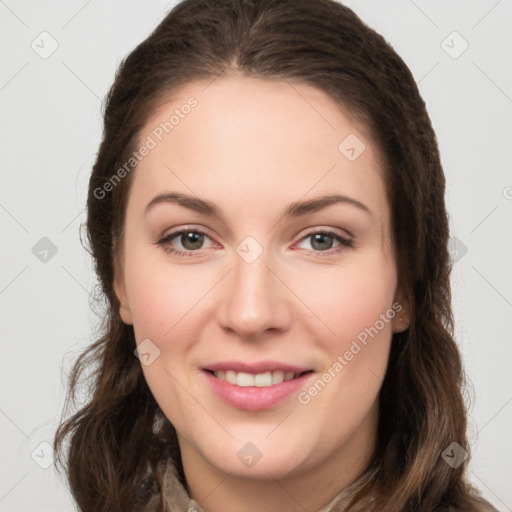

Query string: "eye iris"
[181, 231, 204, 250]
[311, 233, 334, 251]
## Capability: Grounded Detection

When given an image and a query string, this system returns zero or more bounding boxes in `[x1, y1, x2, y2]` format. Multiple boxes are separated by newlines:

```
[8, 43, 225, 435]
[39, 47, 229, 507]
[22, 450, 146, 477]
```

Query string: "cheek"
[293, 255, 397, 408]
[292, 265, 396, 435]
[124, 253, 207, 342]
[124, 260, 207, 423]
[295, 256, 397, 347]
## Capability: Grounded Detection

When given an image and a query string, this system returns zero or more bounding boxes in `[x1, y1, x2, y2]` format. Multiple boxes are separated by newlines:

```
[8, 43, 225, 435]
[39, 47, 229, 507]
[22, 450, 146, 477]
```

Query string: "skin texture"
[114, 75, 410, 512]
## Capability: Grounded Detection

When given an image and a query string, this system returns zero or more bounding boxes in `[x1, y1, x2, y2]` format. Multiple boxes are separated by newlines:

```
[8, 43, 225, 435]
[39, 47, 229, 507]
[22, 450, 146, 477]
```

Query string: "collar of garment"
[143, 457, 378, 512]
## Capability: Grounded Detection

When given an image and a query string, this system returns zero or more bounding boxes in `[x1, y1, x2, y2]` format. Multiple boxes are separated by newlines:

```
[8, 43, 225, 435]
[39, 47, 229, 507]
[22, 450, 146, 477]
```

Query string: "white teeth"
[236, 372, 254, 387]
[271, 370, 284, 385]
[213, 369, 301, 387]
[254, 372, 272, 387]
[225, 370, 237, 385]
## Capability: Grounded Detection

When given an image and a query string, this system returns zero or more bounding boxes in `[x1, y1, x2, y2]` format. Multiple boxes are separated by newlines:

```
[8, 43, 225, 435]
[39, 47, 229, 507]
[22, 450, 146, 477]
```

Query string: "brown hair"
[53, 1, 497, 511]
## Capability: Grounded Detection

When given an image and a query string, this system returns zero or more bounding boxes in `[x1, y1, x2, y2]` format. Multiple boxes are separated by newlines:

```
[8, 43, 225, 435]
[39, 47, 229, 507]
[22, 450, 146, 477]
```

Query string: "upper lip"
[204, 360, 313, 375]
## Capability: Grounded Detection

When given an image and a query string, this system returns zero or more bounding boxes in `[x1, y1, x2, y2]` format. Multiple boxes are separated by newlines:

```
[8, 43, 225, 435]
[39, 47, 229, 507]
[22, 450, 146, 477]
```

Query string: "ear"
[391, 288, 411, 334]
[113, 260, 133, 325]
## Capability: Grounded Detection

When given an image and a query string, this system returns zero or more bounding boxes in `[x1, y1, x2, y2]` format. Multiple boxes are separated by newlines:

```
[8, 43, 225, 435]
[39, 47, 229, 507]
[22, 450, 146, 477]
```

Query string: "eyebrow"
[144, 192, 372, 219]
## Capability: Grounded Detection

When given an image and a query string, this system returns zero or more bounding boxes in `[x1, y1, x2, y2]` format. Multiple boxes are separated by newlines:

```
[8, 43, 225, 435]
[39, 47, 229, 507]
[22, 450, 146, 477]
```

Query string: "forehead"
[129, 75, 389, 226]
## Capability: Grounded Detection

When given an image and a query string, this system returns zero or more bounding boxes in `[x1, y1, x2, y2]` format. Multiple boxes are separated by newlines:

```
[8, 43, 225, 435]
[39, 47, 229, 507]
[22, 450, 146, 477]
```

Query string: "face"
[114, 75, 409, 482]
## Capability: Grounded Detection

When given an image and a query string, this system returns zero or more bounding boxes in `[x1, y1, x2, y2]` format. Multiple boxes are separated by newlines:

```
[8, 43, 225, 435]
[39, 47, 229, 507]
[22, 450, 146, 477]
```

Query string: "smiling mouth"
[205, 369, 313, 387]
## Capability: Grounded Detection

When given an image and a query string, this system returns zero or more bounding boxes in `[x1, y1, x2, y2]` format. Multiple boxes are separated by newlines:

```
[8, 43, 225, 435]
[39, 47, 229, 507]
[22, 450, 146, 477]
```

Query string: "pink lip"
[203, 367, 314, 412]
[204, 360, 311, 374]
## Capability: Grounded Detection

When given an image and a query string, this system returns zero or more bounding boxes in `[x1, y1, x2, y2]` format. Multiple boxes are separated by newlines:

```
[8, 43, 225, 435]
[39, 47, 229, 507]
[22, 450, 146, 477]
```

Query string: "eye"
[156, 227, 354, 258]
[157, 228, 215, 257]
[294, 230, 353, 256]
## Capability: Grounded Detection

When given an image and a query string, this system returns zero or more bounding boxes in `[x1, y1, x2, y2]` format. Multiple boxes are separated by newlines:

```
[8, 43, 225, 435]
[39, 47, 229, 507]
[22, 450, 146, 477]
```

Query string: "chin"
[198, 435, 314, 480]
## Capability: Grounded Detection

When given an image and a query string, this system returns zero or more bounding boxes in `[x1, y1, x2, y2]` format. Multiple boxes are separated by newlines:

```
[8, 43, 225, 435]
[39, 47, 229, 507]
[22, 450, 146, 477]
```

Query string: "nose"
[216, 246, 293, 340]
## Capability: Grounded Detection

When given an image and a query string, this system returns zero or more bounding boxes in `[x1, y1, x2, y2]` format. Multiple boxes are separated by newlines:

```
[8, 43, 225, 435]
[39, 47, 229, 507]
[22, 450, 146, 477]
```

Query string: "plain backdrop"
[1, 1, 511, 511]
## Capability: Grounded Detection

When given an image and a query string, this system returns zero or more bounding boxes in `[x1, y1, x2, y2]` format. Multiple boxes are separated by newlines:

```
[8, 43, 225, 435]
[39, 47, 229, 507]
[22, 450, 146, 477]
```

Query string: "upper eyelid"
[160, 226, 352, 247]
[161, 225, 216, 244]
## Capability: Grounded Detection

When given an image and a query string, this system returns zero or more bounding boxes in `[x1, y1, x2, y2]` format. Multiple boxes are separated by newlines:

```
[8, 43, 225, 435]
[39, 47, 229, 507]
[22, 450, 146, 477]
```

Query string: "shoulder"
[135, 458, 170, 512]
[139, 493, 161, 512]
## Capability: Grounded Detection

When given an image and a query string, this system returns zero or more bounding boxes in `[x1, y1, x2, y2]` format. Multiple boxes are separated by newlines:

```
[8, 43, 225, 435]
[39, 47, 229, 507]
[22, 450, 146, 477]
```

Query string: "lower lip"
[203, 370, 314, 411]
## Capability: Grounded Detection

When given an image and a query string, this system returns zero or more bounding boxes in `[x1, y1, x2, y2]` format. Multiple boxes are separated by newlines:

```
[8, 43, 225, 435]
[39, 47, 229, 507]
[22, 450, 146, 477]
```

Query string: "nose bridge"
[217, 239, 289, 338]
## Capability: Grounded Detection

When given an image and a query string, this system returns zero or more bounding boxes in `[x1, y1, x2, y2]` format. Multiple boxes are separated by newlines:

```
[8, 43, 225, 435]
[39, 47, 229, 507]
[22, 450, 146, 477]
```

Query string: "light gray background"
[1, 1, 511, 511]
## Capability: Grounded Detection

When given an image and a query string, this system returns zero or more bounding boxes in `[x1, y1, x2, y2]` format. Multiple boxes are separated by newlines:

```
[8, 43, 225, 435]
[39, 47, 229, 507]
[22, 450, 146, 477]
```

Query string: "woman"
[53, 0, 498, 510]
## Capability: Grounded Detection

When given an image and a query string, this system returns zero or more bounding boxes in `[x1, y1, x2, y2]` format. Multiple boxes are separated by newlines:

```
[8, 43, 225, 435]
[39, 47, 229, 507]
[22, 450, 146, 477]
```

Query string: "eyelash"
[156, 227, 354, 258]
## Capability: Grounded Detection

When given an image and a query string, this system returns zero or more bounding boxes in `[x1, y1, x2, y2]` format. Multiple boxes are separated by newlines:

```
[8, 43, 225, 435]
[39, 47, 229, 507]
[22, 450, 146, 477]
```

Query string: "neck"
[178, 407, 378, 512]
